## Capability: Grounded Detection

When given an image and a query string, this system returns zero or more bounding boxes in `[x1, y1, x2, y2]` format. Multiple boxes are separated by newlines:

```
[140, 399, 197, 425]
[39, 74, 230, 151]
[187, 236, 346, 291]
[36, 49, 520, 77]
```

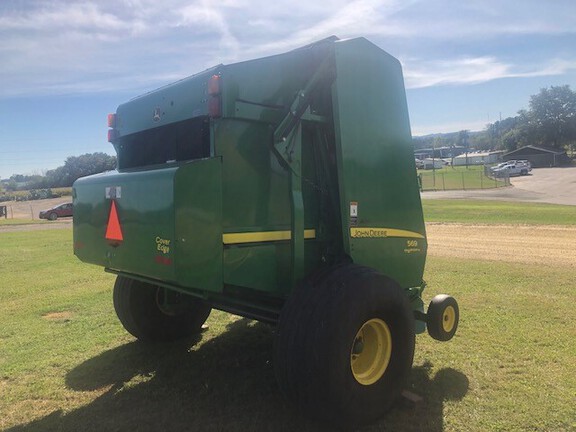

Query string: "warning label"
[105, 186, 122, 199]
[350, 201, 358, 226]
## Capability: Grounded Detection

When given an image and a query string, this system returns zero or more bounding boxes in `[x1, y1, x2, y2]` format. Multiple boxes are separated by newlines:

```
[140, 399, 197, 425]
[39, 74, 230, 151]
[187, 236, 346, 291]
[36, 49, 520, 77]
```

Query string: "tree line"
[2, 152, 116, 191]
[414, 85, 576, 154]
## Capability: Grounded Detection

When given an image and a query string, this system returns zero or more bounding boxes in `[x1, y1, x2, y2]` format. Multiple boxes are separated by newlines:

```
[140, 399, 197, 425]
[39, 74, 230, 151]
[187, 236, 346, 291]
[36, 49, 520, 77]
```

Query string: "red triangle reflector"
[105, 200, 123, 241]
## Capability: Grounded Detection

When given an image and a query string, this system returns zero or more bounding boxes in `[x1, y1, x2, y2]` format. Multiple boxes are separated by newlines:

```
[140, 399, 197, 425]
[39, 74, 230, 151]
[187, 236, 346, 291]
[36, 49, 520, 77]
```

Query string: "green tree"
[468, 130, 492, 151]
[49, 153, 117, 187]
[527, 85, 576, 149]
[5, 179, 18, 191]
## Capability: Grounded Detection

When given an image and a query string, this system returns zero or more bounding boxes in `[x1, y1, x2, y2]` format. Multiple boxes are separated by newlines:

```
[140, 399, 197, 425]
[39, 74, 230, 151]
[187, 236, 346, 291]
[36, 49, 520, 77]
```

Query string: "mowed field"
[1, 201, 575, 431]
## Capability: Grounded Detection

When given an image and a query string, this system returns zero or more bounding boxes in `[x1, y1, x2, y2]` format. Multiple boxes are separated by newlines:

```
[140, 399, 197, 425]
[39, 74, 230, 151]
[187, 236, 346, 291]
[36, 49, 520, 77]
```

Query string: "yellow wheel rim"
[442, 306, 456, 333]
[350, 318, 392, 386]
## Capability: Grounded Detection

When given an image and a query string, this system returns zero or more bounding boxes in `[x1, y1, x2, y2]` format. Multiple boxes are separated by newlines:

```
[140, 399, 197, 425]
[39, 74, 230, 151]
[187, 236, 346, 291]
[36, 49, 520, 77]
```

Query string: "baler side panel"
[174, 158, 223, 292]
[331, 38, 427, 289]
[74, 159, 225, 293]
[73, 168, 177, 282]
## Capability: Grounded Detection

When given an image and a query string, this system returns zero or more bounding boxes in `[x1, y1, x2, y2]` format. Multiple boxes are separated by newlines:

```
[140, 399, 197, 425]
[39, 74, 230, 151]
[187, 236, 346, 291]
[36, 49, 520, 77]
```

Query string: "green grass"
[0, 219, 50, 226]
[423, 199, 576, 225]
[419, 166, 508, 191]
[1, 215, 575, 431]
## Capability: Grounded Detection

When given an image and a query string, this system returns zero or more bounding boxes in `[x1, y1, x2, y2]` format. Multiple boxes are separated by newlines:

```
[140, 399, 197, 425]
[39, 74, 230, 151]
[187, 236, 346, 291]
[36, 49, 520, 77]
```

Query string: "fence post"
[462, 172, 466, 190]
[480, 171, 483, 189]
[442, 173, 446, 190]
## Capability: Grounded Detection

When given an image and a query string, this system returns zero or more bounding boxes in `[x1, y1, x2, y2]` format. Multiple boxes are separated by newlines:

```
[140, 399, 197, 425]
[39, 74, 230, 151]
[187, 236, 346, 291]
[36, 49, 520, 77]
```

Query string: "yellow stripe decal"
[350, 227, 425, 239]
[223, 229, 316, 245]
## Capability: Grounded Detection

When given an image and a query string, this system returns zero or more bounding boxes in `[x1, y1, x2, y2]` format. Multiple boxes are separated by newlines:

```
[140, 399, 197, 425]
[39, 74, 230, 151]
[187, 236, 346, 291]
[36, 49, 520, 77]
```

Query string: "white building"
[421, 158, 445, 169]
[452, 151, 504, 166]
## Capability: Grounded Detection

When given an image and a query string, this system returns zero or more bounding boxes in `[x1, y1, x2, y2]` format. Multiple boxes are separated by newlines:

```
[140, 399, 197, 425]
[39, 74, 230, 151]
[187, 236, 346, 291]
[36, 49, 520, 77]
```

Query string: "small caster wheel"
[427, 294, 459, 341]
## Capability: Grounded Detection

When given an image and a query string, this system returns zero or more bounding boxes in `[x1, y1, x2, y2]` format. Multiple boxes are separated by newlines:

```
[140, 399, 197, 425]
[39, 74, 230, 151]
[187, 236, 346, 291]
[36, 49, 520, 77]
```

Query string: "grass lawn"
[419, 166, 508, 191]
[423, 199, 576, 225]
[1, 204, 575, 431]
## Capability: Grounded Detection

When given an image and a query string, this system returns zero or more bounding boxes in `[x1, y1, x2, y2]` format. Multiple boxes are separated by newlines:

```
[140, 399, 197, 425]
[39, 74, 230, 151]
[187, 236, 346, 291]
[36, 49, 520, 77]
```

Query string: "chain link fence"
[418, 166, 510, 192]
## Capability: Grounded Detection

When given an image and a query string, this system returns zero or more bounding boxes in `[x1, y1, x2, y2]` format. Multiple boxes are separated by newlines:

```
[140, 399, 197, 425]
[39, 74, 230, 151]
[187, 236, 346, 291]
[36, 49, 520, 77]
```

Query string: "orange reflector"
[208, 95, 221, 118]
[208, 75, 221, 95]
[207, 75, 222, 118]
[107, 113, 117, 128]
[105, 200, 123, 241]
[107, 129, 118, 143]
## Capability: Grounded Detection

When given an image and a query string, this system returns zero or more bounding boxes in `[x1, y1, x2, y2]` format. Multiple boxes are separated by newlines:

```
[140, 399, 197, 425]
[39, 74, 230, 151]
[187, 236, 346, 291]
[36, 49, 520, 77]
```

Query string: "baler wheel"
[426, 294, 459, 341]
[113, 276, 211, 342]
[274, 264, 415, 428]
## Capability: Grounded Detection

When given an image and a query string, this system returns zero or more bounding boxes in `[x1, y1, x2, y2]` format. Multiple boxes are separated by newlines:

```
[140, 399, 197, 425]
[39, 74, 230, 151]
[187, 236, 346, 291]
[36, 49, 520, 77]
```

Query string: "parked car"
[511, 160, 532, 171]
[491, 162, 511, 171]
[491, 164, 530, 177]
[39, 202, 73, 220]
[490, 159, 532, 176]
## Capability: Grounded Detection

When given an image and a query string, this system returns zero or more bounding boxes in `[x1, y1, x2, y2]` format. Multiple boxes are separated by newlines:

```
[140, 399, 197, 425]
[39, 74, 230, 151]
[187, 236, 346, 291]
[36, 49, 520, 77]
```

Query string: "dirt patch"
[426, 223, 576, 268]
[42, 311, 74, 322]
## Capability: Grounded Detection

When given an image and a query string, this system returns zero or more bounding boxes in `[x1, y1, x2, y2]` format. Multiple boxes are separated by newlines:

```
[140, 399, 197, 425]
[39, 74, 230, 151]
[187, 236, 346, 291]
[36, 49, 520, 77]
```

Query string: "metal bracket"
[270, 56, 334, 285]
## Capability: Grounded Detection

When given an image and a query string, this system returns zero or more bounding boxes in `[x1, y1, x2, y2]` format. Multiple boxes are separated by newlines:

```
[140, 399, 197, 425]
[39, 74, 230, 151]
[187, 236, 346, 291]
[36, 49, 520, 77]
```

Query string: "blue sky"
[1, 0, 575, 179]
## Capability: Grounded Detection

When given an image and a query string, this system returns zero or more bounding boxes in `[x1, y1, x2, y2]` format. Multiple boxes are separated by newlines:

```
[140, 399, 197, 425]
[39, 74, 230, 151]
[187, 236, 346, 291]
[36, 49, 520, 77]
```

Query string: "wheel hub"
[442, 306, 456, 333]
[350, 318, 392, 386]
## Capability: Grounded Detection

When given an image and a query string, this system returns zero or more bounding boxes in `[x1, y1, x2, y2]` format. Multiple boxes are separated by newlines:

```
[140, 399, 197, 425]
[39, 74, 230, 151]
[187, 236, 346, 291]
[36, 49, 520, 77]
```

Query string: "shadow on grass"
[7, 320, 468, 432]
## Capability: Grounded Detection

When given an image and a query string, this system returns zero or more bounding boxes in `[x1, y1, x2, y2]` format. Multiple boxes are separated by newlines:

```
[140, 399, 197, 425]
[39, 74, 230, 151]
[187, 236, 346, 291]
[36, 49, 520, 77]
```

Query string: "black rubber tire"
[274, 264, 415, 428]
[427, 294, 459, 341]
[112, 276, 211, 342]
[48, 212, 57, 221]
[521, 169, 528, 175]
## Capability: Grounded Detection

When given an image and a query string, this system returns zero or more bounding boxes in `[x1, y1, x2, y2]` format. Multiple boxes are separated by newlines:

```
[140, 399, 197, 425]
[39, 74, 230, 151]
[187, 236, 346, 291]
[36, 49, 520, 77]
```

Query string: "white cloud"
[0, 0, 575, 97]
[403, 57, 576, 89]
[0, 3, 124, 32]
[377, 0, 576, 40]
[177, 2, 240, 54]
[241, 0, 415, 55]
[411, 120, 488, 136]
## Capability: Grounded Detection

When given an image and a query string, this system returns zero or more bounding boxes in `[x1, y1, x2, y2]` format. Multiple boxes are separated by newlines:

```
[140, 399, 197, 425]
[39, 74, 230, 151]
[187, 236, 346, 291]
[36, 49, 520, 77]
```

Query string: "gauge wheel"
[427, 294, 459, 341]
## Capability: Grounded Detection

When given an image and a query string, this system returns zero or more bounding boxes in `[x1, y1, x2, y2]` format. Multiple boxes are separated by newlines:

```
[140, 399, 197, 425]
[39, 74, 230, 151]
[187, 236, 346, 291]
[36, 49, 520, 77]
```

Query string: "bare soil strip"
[426, 223, 576, 268]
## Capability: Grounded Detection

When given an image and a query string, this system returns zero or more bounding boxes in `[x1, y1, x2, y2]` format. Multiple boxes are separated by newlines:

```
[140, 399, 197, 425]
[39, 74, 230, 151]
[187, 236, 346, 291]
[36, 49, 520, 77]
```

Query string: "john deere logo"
[153, 107, 162, 122]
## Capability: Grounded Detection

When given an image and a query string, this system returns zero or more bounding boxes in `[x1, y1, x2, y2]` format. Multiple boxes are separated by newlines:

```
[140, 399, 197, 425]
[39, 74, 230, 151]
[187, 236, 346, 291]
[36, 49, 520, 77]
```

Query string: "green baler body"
[73, 37, 427, 321]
